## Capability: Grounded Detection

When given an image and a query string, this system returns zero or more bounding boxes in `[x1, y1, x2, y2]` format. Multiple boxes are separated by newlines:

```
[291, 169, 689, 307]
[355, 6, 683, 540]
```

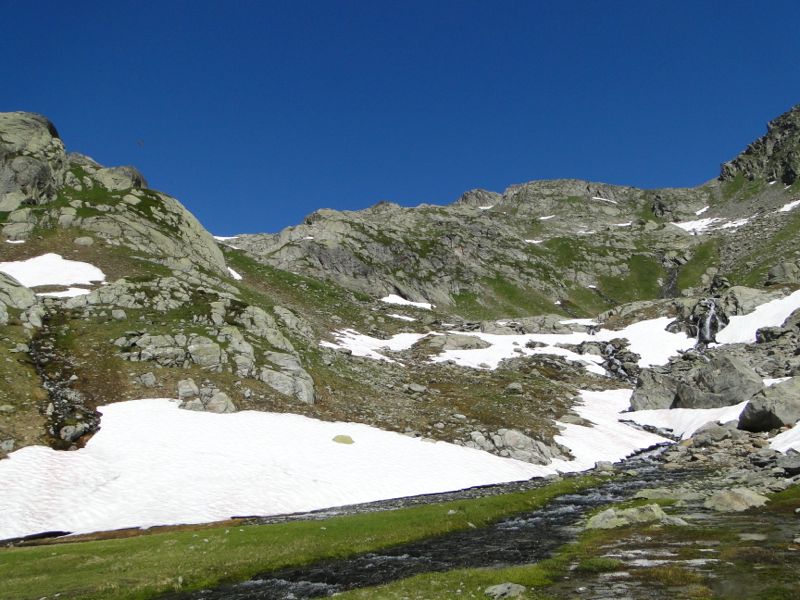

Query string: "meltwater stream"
[164, 452, 690, 600]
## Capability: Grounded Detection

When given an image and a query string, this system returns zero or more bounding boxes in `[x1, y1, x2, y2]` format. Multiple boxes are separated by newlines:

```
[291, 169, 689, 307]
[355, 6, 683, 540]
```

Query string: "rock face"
[674, 355, 764, 409]
[720, 104, 800, 185]
[739, 377, 800, 432]
[0, 112, 67, 212]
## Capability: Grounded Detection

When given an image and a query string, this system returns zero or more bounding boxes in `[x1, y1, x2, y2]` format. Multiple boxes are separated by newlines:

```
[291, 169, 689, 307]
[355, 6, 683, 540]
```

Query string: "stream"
[163, 449, 694, 600]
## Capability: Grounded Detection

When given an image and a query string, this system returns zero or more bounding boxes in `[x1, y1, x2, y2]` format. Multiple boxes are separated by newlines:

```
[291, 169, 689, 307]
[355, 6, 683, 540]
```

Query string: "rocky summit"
[1, 106, 800, 598]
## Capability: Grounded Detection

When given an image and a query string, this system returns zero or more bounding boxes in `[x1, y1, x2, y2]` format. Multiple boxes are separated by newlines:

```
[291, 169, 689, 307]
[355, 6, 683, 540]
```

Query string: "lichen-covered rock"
[586, 503, 687, 529]
[93, 166, 147, 191]
[630, 370, 679, 411]
[703, 488, 769, 512]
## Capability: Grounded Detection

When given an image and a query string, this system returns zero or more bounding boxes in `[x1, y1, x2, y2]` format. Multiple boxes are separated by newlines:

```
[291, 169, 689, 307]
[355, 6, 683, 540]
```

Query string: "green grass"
[722, 173, 766, 200]
[0, 476, 601, 600]
[677, 239, 719, 291]
[597, 254, 666, 304]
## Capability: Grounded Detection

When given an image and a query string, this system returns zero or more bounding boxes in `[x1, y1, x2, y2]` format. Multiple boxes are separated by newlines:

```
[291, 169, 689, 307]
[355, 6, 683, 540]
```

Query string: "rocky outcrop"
[0, 112, 67, 212]
[673, 355, 764, 409]
[720, 104, 800, 185]
[586, 503, 687, 529]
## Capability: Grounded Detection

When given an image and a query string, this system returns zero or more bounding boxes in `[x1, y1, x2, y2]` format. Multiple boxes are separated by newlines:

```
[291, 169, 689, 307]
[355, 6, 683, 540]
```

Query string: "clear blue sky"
[3, 1, 799, 234]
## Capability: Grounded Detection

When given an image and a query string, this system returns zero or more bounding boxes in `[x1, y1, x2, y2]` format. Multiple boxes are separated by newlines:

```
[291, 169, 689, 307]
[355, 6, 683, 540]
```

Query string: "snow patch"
[625, 402, 747, 440]
[227, 267, 243, 281]
[0, 253, 105, 288]
[478, 205, 494, 210]
[673, 218, 719, 234]
[716, 289, 800, 344]
[539, 215, 555, 221]
[524, 239, 544, 244]
[614, 222, 632, 227]
[320, 329, 428, 363]
[719, 217, 750, 230]
[770, 421, 800, 453]
[591, 196, 618, 204]
[695, 206, 710, 215]
[37, 287, 92, 298]
[380, 294, 434, 310]
[778, 199, 800, 213]
[387, 313, 416, 322]
[4, 239, 25, 244]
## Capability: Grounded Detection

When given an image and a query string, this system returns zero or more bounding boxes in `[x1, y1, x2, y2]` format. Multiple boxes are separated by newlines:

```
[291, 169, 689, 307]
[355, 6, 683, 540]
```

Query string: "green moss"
[722, 173, 766, 200]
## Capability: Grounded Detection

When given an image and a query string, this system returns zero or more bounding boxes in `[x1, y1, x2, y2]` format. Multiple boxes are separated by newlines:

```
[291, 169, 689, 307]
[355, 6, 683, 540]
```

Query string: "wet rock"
[484, 583, 526, 598]
[703, 488, 769, 512]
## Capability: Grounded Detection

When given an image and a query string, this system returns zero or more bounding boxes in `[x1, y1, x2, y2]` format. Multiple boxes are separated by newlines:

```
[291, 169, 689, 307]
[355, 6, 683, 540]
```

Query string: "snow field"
[0, 253, 105, 288]
[2, 392, 656, 540]
[380, 294, 434, 310]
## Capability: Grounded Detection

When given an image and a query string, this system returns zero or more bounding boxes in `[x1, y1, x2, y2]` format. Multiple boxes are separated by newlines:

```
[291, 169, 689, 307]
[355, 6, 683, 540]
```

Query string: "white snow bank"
[625, 402, 748, 440]
[320, 329, 428, 363]
[695, 206, 710, 216]
[227, 267, 243, 281]
[591, 196, 618, 204]
[478, 205, 494, 210]
[0, 253, 105, 288]
[719, 217, 750, 230]
[37, 287, 91, 298]
[673, 217, 719, 234]
[213, 235, 239, 241]
[778, 199, 800, 213]
[770, 421, 800, 453]
[0, 399, 552, 540]
[426, 316, 693, 372]
[525, 239, 544, 244]
[539, 215, 555, 221]
[716, 290, 800, 344]
[387, 313, 416, 322]
[4, 239, 25, 244]
[548, 389, 668, 472]
[0, 390, 673, 540]
[380, 294, 434, 310]
[614, 222, 632, 227]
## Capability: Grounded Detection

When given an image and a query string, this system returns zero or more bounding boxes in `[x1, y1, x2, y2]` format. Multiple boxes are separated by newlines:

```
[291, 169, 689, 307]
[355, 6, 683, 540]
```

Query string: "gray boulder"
[674, 355, 763, 409]
[0, 272, 36, 309]
[630, 370, 679, 411]
[484, 583, 526, 599]
[704, 488, 769, 512]
[586, 503, 687, 529]
[177, 378, 199, 401]
[739, 377, 800, 432]
[422, 333, 491, 351]
[205, 391, 236, 413]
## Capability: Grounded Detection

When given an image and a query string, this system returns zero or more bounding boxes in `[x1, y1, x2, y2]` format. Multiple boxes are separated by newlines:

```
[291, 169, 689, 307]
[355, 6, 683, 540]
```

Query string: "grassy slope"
[0, 476, 600, 600]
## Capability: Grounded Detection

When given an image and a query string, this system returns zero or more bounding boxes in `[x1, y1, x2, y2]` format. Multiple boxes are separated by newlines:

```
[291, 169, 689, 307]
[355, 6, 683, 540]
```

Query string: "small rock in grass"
[485, 582, 526, 598]
[703, 488, 769, 512]
[73, 236, 94, 246]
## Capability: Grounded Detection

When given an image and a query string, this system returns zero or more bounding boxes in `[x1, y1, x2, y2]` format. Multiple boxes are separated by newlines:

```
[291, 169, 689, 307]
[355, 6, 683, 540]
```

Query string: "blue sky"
[3, 1, 799, 234]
